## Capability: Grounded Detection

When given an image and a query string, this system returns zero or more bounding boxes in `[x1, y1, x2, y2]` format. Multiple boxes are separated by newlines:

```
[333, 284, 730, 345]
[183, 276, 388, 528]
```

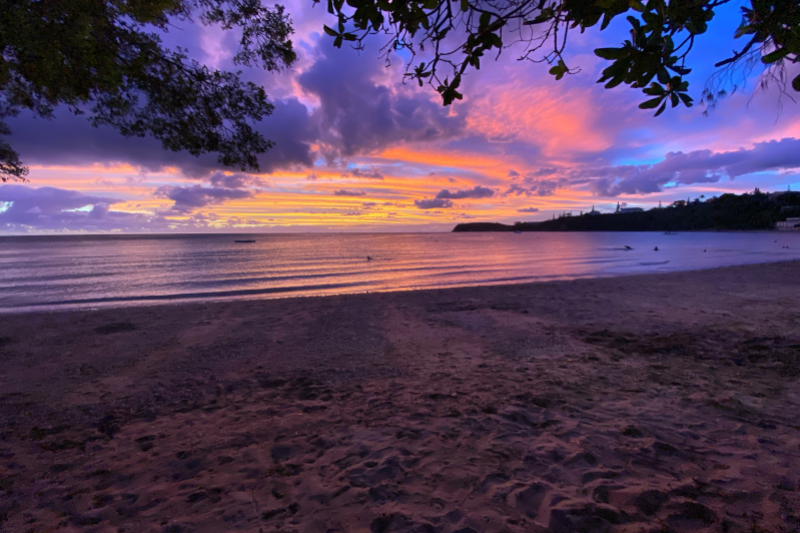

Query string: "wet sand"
[1, 261, 799, 533]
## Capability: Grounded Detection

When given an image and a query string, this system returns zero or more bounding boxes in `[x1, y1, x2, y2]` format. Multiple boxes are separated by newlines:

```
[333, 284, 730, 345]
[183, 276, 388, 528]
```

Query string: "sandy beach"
[1, 261, 799, 533]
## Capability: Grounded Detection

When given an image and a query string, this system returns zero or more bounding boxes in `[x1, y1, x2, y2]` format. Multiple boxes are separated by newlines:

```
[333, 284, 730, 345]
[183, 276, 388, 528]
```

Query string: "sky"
[3, 1, 800, 234]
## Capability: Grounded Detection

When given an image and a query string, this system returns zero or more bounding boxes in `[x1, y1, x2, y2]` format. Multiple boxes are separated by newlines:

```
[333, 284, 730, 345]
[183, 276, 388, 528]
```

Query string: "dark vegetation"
[453, 190, 800, 232]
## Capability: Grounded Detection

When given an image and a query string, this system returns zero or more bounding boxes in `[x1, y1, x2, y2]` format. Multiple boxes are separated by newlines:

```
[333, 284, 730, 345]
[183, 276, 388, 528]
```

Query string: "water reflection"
[0, 232, 798, 312]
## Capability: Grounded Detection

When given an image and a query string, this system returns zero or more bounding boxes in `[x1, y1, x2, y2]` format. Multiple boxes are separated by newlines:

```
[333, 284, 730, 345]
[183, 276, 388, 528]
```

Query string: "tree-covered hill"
[453, 191, 800, 232]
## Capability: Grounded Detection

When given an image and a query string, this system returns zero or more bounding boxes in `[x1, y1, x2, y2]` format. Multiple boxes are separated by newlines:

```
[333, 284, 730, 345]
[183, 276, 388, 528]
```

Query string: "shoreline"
[1, 260, 800, 532]
[3, 257, 800, 316]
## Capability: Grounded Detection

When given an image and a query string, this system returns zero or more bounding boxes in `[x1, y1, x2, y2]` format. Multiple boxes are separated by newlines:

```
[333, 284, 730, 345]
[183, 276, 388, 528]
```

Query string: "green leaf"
[323, 25, 338, 37]
[670, 93, 679, 107]
[793, 74, 800, 92]
[654, 101, 667, 117]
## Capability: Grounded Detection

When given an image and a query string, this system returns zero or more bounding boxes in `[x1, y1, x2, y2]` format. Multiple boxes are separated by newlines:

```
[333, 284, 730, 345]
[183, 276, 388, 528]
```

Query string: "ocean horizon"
[2, 231, 799, 313]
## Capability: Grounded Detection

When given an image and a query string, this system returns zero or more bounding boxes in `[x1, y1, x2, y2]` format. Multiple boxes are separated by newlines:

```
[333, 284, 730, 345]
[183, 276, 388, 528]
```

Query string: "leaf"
[793, 74, 800, 92]
[670, 93, 679, 107]
[595, 47, 626, 60]
[678, 92, 693, 106]
[323, 25, 338, 37]
[629, 0, 646, 12]
[762, 47, 790, 64]
[654, 101, 667, 117]
[669, 65, 692, 75]
[639, 96, 664, 109]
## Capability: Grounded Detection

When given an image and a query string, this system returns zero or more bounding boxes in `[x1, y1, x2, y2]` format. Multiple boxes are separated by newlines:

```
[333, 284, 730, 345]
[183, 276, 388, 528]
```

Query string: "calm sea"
[1, 232, 798, 312]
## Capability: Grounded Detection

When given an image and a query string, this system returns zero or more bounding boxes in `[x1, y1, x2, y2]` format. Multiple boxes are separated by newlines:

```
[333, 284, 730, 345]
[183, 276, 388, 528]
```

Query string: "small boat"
[234, 239, 256, 243]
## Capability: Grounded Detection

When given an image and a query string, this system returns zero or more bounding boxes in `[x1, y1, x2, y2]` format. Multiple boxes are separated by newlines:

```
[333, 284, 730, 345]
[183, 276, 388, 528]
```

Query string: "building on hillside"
[776, 217, 800, 230]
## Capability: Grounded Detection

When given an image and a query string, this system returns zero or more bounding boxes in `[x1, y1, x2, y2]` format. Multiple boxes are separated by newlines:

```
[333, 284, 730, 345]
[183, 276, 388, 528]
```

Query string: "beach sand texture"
[1, 261, 799, 533]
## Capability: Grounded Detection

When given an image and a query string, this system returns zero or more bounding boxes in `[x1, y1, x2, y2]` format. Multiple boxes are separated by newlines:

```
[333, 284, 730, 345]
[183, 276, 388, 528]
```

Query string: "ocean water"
[1, 231, 798, 312]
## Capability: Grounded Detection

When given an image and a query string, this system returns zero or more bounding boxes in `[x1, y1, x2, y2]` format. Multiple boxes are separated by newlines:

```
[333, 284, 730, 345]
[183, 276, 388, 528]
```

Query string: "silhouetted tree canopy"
[319, 0, 800, 113]
[453, 190, 800, 232]
[0, 0, 296, 181]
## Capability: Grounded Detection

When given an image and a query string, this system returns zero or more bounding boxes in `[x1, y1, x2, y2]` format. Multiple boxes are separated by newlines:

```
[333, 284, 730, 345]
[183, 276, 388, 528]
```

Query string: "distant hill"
[453, 191, 800, 232]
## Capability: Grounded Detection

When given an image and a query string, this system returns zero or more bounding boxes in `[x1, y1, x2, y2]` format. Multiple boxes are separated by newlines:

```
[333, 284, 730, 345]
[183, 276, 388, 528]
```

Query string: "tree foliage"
[0, 0, 296, 181]
[453, 190, 800, 232]
[319, 0, 800, 115]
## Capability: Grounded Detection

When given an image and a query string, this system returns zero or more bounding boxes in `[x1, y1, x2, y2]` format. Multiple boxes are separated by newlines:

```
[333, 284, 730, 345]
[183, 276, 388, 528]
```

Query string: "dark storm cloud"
[333, 189, 366, 196]
[414, 198, 453, 209]
[582, 137, 800, 196]
[154, 185, 253, 213]
[0, 184, 162, 231]
[435, 185, 494, 200]
[298, 43, 466, 161]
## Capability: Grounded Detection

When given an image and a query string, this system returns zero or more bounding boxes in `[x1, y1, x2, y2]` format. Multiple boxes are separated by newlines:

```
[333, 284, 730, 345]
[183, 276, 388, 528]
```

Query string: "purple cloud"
[298, 42, 466, 161]
[435, 185, 495, 200]
[155, 185, 253, 213]
[583, 137, 800, 196]
[414, 198, 453, 209]
[517, 207, 540, 213]
[7, 98, 316, 178]
[333, 189, 366, 196]
[506, 180, 561, 197]
[208, 173, 265, 188]
[343, 167, 384, 180]
[0, 185, 161, 231]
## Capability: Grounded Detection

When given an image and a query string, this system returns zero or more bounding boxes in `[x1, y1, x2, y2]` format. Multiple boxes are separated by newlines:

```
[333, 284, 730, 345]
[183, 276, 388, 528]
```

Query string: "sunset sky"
[3, 1, 800, 233]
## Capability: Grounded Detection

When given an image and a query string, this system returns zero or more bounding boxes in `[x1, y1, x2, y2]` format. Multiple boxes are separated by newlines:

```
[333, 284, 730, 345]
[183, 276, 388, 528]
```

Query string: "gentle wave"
[1, 232, 799, 312]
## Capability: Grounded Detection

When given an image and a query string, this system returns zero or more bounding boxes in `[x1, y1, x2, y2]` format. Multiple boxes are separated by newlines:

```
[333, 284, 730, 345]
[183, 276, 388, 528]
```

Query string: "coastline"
[2, 260, 800, 532]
